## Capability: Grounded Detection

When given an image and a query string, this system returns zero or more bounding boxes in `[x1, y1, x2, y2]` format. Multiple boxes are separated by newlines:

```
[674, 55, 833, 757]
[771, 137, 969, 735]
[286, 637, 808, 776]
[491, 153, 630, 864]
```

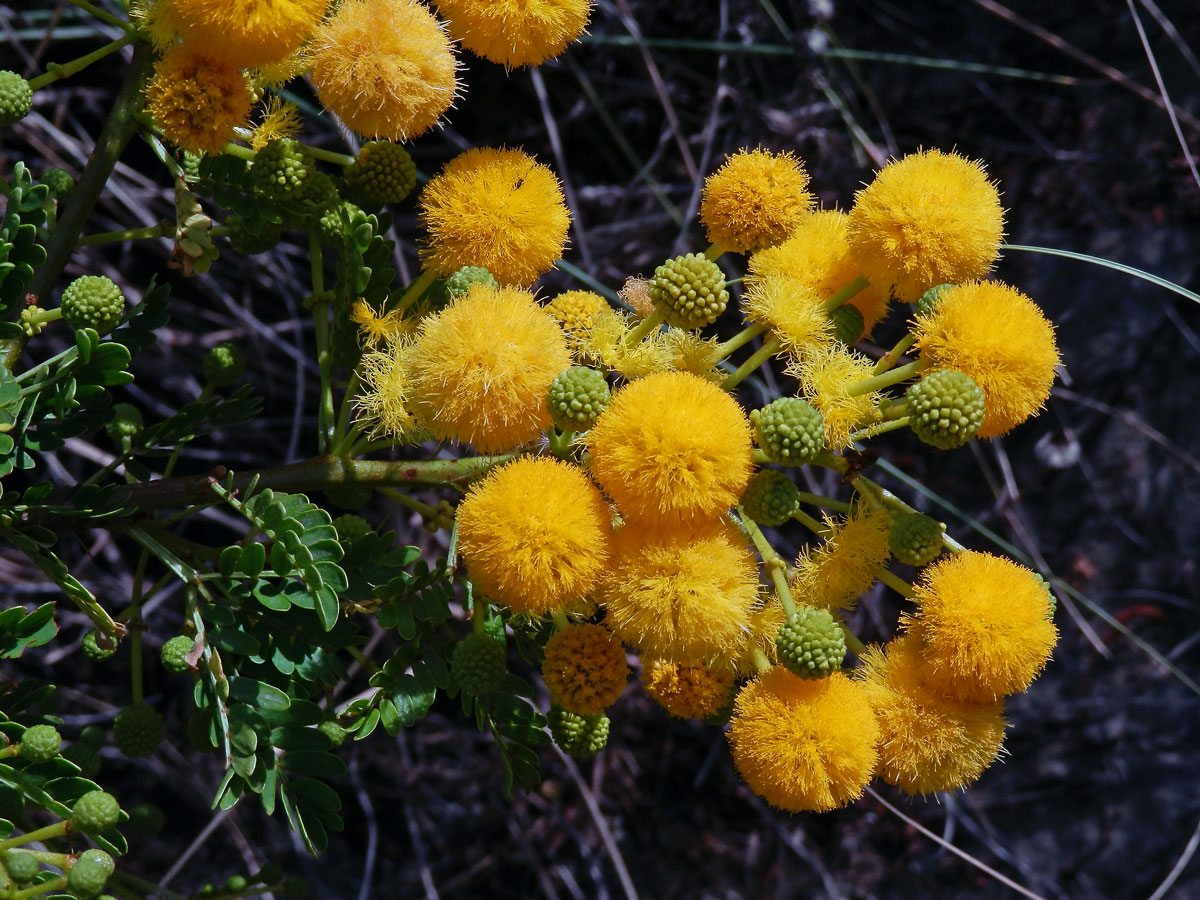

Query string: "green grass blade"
[1003, 244, 1200, 305]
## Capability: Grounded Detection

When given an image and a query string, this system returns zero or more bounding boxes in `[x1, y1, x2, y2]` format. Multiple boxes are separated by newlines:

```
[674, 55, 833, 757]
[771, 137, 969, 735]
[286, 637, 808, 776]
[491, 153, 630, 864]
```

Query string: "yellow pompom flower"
[902, 551, 1057, 701]
[787, 344, 881, 449]
[132, 0, 179, 52]
[859, 634, 1007, 795]
[356, 343, 419, 440]
[641, 657, 733, 720]
[457, 457, 612, 617]
[310, 0, 459, 142]
[144, 46, 254, 155]
[406, 283, 570, 452]
[433, 0, 591, 68]
[166, 0, 329, 70]
[587, 371, 753, 526]
[740, 274, 834, 359]
[419, 147, 571, 287]
[749, 211, 891, 334]
[547, 290, 610, 338]
[913, 280, 1060, 439]
[846, 149, 1004, 303]
[728, 668, 879, 813]
[790, 506, 892, 611]
[700, 148, 815, 253]
[542, 624, 629, 715]
[596, 522, 759, 663]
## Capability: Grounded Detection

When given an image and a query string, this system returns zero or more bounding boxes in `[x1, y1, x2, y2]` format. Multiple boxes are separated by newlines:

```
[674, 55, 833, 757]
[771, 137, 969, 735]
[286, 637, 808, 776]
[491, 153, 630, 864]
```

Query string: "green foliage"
[0, 163, 49, 324]
[0, 603, 58, 658]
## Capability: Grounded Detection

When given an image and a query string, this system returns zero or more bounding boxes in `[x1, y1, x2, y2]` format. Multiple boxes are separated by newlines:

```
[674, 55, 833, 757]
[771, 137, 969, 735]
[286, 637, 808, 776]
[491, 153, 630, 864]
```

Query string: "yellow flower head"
[902, 551, 1057, 701]
[419, 147, 571, 286]
[406, 283, 570, 452]
[740, 274, 834, 359]
[859, 633, 1007, 795]
[790, 505, 892, 611]
[166, 0, 328, 69]
[132, 0, 179, 52]
[787, 344, 881, 449]
[349, 299, 411, 350]
[249, 95, 302, 151]
[547, 290, 610, 338]
[846, 149, 1004, 303]
[575, 309, 672, 378]
[749, 211, 891, 334]
[641, 657, 733, 720]
[457, 456, 612, 616]
[144, 46, 254, 155]
[542, 623, 628, 715]
[433, 0, 591, 68]
[913, 280, 1059, 439]
[618, 276, 654, 318]
[356, 343, 419, 440]
[597, 522, 759, 662]
[587, 371, 753, 526]
[719, 597, 787, 676]
[700, 148, 815, 253]
[310, 0, 459, 142]
[661, 329, 724, 383]
[727, 668, 879, 813]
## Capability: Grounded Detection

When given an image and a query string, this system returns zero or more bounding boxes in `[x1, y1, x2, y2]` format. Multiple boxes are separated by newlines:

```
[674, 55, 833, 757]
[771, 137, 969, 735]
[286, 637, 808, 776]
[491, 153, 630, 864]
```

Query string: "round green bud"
[63, 742, 102, 779]
[126, 802, 165, 837]
[316, 200, 364, 246]
[344, 141, 416, 207]
[105, 404, 143, 442]
[888, 512, 944, 567]
[548, 705, 609, 759]
[741, 469, 800, 527]
[82, 630, 117, 661]
[830, 303, 864, 344]
[42, 168, 75, 198]
[916, 282, 955, 317]
[443, 265, 498, 300]
[317, 720, 348, 748]
[79, 725, 106, 748]
[202, 342, 246, 388]
[776, 607, 846, 680]
[283, 876, 309, 899]
[332, 514, 373, 543]
[60, 275, 125, 335]
[227, 215, 283, 256]
[0, 71, 32, 126]
[187, 709, 217, 754]
[70, 791, 120, 834]
[648, 253, 729, 329]
[160, 635, 196, 674]
[450, 632, 506, 697]
[906, 369, 986, 450]
[225, 875, 249, 891]
[113, 704, 163, 758]
[750, 396, 824, 464]
[547, 366, 611, 431]
[19, 724, 61, 763]
[255, 863, 285, 885]
[0, 785, 25, 819]
[66, 849, 113, 899]
[251, 139, 318, 203]
[3, 851, 38, 884]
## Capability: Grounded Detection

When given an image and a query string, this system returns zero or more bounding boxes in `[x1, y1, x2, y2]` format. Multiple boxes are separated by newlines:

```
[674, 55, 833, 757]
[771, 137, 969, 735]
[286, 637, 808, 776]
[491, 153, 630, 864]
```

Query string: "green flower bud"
[741, 469, 800, 526]
[61, 275, 125, 335]
[19, 724, 61, 763]
[648, 253, 729, 329]
[0, 70, 32, 126]
[344, 141, 416, 207]
[547, 366, 610, 431]
[70, 791, 120, 834]
[450, 632, 506, 696]
[776, 607, 846, 680]
[906, 369, 986, 450]
[888, 512, 944, 566]
[750, 396, 824, 464]
[113, 704, 163, 758]
[203, 342, 245, 387]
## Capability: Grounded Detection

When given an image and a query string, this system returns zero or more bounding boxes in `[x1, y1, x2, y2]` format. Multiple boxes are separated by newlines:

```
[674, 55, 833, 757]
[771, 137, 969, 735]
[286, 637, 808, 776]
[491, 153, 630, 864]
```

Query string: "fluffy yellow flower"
[419, 148, 570, 286]
[859, 634, 1007, 795]
[790, 505, 892, 610]
[166, 0, 328, 69]
[546, 290, 610, 338]
[913, 280, 1060, 439]
[661, 329, 724, 383]
[846, 149, 1004, 303]
[700, 148, 815, 253]
[406, 283, 570, 452]
[597, 522, 759, 663]
[740, 274, 834, 359]
[574, 309, 672, 378]
[349, 299, 411, 350]
[132, 0, 179, 52]
[749, 211, 891, 334]
[457, 456, 612, 616]
[144, 46, 254, 155]
[356, 343, 419, 440]
[542, 624, 628, 714]
[727, 668, 879, 813]
[788, 344, 881, 449]
[587, 371, 753, 526]
[902, 551, 1057, 701]
[641, 657, 733, 720]
[249, 95, 302, 151]
[433, 0, 591, 68]
[310, 0, 459, 142]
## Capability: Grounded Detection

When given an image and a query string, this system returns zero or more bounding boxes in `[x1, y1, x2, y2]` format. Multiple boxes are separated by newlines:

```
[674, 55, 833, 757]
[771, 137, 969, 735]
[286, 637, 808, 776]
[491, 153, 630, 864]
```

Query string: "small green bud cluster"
[450, 632, 506, 696]
[70, 791, 120, 834]
[113, 704, 163, 758]
[0, 70, 32, 126]
[19, 724, 61, 763]
[547, 366, 611, 431]
[66, 849, 114, 899]
[203, 342, 245, 387]
[741, 469, 800, 527]
[888, 512, 944, 566]
[750, 397, 824, 464]
[444, 266, 498, 300]
[648, 253, 729, 329]
[548, 705, 609, 758]
[776, 608, 846, 680]
[344, 141, 417, 207]
[60, 275, 125, 335]
[160, 634, 196, 673]
[105, 404, 143, 443]
[830, 303, 864, 344]
[906, 369, 986, 450]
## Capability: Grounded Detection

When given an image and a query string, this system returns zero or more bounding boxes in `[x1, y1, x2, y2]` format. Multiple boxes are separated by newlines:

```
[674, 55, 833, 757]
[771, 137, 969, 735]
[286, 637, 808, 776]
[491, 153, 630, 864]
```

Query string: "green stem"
[230, 128, 356, 166]
[378, 487, 437, 520]
[873, 333, 916, 374]
[76, 220, 171, 247]
[0, 822, 68, 853]
[721, 335, 781, 390]
[389, 268, 438, 317]
[622, 306, 667, 346]
[332, 368, 362, 451]
[845, 358, 925, 397]
[823, 274, 869, 312]
[163, 385, 212, 480]
[714, 322, 767, 362]
[26, 307, 63, 327]
[794, 490, 850, 512]
[221, 142, 257, 162]
[3, 44, 153, 373]
[792, 507, 831, 536]
[703, 242, 726, 261]
[839, 622, 868, 658]
[309, 232, 335, 454]
[0, 746, 17, 759]
[346, 646, 380, 674]
[736, 509, 796, 619]
[873, 566, 915, 598]
[11, 876, 69, 900]
[472, 599, 488, 634]
[547, 428, 576, 460]
[27, 32, 137, 91]
[66, 0, 135, 31]
[749, 646, 772, 674]
[847, 416, 911, 442]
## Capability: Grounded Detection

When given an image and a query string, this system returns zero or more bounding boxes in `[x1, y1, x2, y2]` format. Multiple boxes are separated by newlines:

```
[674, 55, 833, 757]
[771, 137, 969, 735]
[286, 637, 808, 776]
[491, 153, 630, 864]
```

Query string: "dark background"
[3, 0, 1200, 897]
